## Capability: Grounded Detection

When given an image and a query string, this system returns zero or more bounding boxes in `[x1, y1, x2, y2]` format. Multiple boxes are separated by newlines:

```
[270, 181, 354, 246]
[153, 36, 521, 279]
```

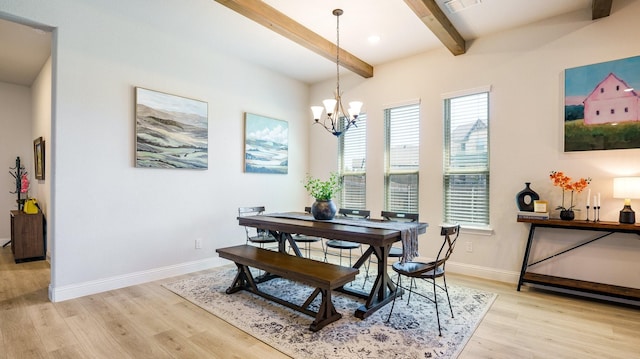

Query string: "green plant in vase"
[304, 172, 341, 220]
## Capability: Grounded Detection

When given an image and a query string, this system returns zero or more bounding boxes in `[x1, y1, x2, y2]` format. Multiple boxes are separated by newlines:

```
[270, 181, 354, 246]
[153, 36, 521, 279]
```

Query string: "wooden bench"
[216, 244, 359, 331]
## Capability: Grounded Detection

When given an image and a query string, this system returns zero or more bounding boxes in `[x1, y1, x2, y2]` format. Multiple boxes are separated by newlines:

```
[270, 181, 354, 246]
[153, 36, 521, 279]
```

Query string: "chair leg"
[433, 278, 442, 336]
[442, 274, 454, 318]
[406, 278, 416, 304]
[386, 273, 402, 323]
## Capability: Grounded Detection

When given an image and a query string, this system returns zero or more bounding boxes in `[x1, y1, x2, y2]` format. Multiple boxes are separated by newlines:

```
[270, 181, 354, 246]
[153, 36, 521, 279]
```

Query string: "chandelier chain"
[335, 10, 340, 96]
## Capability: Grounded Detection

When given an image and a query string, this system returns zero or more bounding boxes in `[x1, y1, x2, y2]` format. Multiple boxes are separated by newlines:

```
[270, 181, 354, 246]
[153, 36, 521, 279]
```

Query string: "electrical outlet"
[465, 241, 473, 253]
[195, 238, 202, 249]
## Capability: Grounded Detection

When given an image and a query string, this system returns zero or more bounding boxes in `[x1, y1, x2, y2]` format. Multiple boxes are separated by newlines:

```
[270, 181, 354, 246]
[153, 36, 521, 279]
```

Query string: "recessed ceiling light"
[368, 35, 380, 44]
[443, 0, 482, 14]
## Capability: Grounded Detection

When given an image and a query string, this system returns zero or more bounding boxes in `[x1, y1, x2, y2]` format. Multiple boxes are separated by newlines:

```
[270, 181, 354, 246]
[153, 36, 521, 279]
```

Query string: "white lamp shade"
[311, 106, 324, 120]
[613, 177, 640, 199]
[348, 108, 359, 119]
[348, 101, 363, 115]
[322, 99, 337, 115]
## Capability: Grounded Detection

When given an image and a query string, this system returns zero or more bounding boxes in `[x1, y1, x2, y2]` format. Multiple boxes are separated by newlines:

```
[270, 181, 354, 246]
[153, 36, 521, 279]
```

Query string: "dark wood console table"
[517, 217, 640, 301]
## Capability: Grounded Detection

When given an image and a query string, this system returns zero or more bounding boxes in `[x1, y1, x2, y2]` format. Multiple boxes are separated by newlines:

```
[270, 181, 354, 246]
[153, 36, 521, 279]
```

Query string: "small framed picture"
[33, 137, 45, 180]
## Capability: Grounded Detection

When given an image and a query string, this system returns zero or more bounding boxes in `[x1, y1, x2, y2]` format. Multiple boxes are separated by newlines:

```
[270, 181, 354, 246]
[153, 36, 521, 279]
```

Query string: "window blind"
[443, 92, 489, 225]
[384, 104, 420, 213]
[339, 114, 366, 209]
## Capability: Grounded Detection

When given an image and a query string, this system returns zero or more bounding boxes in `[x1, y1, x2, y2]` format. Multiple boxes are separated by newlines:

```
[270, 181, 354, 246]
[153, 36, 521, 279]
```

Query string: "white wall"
[0, 81, 32, 240]
[1, 0, 310, 301]
[310, 2, 640, 287]
[31, 56, 52, 257]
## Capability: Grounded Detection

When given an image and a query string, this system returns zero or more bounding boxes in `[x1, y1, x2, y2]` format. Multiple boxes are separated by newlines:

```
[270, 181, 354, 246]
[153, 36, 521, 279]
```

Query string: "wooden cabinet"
[10, 210, 45, 263]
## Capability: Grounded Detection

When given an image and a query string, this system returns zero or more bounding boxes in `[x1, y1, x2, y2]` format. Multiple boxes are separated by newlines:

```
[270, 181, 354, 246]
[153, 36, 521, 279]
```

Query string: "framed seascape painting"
[244, 113, 288, 174]
[564, 55, 640, 152]
[135, 87, 208, 169]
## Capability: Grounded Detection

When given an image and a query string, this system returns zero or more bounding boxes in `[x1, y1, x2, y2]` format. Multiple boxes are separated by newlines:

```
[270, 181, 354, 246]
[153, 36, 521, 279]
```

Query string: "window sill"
[460, 225, 494, 236]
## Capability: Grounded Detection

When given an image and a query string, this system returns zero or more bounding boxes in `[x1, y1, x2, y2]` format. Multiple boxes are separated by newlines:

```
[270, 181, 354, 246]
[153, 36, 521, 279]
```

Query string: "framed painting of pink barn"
[564, 55, 640, 152]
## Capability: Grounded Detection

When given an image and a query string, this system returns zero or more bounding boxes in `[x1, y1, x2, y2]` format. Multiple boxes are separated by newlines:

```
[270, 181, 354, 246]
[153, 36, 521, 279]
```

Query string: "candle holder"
[585, 205, 590, 221]
[596, 206, 601, 222]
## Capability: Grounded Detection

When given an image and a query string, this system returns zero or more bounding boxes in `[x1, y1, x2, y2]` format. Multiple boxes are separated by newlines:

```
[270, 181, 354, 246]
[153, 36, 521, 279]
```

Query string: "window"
[384, 103, 420, 213]
[339, 114, 366, 209]
[443, 89, 490, 226]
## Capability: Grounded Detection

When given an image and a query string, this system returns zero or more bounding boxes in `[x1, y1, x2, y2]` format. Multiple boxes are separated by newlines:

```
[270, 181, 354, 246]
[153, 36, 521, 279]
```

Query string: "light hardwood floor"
[1, 245, 638, 358]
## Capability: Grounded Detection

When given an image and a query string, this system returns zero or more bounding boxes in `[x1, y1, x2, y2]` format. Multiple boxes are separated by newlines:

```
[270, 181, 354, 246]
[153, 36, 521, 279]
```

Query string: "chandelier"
[311, 9, 363, 137]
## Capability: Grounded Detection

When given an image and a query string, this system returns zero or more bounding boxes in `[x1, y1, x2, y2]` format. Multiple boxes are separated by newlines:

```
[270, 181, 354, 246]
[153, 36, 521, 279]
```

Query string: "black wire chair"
[386, 223, 460, 336]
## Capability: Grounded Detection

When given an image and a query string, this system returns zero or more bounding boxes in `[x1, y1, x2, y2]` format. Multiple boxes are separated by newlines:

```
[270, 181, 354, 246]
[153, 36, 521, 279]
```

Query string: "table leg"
[339, 244, 401, 319]
[518, 224, 536, 291]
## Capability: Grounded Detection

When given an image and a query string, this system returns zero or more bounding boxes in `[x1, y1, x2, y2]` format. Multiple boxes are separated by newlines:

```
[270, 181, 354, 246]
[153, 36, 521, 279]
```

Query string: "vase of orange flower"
[549, 171, 591, 220]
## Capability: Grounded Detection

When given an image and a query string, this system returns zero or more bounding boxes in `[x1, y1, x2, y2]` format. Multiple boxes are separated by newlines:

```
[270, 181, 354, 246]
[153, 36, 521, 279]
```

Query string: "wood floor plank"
[1, 245, 639, 358]
[26, 298, 80, 353]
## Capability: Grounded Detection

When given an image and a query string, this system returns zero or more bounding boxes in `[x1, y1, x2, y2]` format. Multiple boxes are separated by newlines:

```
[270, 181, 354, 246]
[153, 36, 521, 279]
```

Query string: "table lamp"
[613, 177, 640, 224]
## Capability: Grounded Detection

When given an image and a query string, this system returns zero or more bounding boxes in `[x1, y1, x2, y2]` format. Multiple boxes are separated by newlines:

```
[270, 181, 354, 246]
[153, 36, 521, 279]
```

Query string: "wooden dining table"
[237, 212, 428, 319]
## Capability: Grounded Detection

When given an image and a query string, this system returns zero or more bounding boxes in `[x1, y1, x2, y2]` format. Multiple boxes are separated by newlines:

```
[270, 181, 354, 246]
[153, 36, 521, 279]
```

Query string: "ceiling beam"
[592, 0, 612, 20]
[403, 0, 466, 56]
[214, 0, 373, 78]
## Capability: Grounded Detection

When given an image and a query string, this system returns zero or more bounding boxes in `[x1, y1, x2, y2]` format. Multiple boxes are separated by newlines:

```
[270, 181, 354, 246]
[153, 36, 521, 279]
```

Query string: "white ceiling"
[0, 0, 596, 86]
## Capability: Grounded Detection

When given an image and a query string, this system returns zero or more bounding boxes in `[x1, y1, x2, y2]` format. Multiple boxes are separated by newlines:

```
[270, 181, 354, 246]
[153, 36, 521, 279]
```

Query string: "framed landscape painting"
[135, 87, 208, 169]
[244, 113, 288, 174]
[564, 55, 640, 151]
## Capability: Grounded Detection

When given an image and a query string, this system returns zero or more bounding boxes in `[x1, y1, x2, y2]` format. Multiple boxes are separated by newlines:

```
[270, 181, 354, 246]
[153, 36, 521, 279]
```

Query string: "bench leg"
[225, 263, 258, 294]
[224, 262, 343, 332]
[309, 289, 342, 332]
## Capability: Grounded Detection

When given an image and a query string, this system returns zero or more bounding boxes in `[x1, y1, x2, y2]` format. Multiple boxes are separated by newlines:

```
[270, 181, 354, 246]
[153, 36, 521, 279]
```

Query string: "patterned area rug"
[163, 266, 496, 359]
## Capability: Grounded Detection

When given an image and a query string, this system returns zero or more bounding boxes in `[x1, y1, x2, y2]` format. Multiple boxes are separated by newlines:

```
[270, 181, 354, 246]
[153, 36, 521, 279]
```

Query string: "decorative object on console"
[304, 172, 341, 220]
[516, 182, 539, 212]
[533, 200, 547, 213]
[613, 177, 640, 224]
[310, 9, 363, 137]
[550, 171, 591, 220]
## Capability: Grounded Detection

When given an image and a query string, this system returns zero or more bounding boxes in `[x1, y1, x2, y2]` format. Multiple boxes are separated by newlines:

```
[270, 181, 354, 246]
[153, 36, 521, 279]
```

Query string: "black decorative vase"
[311, 199, 337, 220]
[560, 210, 575, 221]
[516, 182, 540, 212]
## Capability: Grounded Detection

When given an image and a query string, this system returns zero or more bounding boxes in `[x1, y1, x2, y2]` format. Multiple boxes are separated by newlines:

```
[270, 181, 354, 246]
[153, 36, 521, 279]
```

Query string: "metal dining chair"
[323, 208, 370, 267]
[291, 207, 324, 258]
[386, 223, 460, 336]
[238, 206, 278, 250]
[361, 211, 419, 285]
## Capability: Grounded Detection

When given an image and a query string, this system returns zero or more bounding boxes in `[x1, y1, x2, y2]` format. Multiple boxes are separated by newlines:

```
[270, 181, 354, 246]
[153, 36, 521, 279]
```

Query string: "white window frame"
[338, 114, 367, 210]
[442, 86, 491, 229]
[384, 101, 420, 213]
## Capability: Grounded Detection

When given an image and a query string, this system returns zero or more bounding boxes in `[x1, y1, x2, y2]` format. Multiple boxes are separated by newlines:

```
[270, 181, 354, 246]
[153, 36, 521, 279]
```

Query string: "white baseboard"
[446, 261, 520, 284]
[48, 257, 227, 302]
